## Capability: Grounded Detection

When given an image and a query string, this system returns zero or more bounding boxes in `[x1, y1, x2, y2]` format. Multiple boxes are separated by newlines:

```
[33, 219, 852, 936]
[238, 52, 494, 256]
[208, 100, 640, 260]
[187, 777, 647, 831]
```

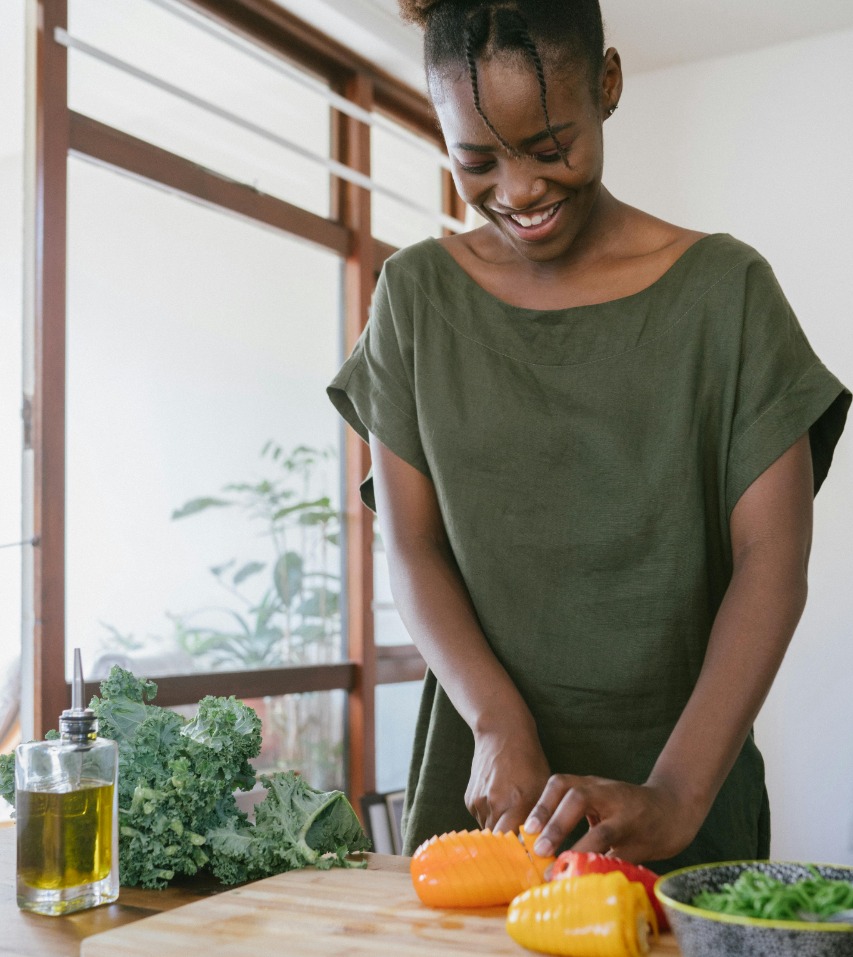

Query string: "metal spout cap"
[60, 647, 98, 745]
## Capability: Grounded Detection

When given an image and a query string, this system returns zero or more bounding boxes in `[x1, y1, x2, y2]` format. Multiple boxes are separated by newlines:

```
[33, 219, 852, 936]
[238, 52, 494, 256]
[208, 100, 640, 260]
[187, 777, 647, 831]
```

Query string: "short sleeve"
[725, 259, 851, 516]
[327, 262, 430, 511]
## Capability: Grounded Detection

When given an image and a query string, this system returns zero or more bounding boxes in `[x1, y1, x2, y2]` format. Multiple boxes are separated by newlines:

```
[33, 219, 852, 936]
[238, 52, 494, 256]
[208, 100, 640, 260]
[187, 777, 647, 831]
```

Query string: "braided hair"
[399, 1, 605, 161]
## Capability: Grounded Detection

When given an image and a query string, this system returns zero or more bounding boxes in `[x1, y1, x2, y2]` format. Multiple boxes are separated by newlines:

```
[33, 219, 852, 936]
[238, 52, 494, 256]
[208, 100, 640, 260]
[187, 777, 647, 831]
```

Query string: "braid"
[510, 11, 570, 165]
[464, 21, 517, 155]
[404, 0, 605, 93]
[409, 2, 602, 160]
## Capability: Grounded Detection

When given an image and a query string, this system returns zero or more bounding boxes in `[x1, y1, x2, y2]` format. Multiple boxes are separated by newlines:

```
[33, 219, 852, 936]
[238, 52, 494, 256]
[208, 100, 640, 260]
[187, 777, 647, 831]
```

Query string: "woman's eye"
[532, 146, 570, 163]
[457, 160, 494, 174]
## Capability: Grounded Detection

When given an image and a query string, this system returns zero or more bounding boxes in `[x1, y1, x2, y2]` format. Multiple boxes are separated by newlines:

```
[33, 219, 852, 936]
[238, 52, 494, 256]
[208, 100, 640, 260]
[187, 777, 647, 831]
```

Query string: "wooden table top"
[2, 824, 680, 957]
[0, 823, 409, 957]
[0, 823, 218, 957]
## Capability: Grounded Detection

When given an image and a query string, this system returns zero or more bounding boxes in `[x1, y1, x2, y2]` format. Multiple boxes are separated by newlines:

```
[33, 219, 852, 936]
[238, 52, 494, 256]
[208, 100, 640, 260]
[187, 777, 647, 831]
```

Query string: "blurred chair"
[360, 790, 405, 855]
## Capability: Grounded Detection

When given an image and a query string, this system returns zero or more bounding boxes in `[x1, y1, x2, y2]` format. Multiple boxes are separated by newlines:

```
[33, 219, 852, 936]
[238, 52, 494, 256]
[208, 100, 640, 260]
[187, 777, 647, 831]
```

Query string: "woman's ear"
[601, 47, 623, 118]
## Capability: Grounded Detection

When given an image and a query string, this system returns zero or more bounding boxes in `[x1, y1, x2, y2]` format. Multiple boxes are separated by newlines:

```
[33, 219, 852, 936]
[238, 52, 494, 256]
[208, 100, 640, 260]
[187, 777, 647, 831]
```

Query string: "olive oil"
[17, 782, 114, 889]
[15, 649, 119, 915]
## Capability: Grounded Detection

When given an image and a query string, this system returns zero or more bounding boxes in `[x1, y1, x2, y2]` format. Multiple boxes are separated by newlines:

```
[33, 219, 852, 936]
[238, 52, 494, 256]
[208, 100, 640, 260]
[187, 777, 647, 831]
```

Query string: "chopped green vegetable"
[0, 666, 369, 889]
[693, 867, 853, 921]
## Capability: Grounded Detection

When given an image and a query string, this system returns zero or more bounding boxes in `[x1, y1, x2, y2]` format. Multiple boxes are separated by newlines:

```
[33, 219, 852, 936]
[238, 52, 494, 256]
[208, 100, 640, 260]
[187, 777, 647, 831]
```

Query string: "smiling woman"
[328, 0, 851, 871]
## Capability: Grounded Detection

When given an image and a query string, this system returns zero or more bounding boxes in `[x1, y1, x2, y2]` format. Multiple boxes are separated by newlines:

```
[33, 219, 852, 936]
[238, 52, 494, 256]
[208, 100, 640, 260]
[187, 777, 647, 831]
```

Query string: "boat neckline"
[424, 232, 730, 314]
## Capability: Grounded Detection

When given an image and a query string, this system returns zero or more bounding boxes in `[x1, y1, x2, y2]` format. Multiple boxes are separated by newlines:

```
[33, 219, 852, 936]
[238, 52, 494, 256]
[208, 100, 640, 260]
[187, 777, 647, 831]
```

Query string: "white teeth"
[510, 203, 559, 228]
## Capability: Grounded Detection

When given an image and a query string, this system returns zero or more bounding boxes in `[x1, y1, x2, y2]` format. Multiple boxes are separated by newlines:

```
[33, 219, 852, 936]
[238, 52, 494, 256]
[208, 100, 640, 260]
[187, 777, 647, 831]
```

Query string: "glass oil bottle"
[15, 649, 119, 915]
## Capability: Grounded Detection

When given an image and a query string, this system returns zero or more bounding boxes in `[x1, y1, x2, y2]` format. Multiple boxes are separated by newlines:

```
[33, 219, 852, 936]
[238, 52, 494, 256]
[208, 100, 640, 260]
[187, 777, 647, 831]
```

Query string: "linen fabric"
[327, 233, 850, 869]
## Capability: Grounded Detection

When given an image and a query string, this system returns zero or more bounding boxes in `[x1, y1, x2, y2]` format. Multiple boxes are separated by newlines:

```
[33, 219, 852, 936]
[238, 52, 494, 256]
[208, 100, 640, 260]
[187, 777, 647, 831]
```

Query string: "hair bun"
[398, 0, 479, 29]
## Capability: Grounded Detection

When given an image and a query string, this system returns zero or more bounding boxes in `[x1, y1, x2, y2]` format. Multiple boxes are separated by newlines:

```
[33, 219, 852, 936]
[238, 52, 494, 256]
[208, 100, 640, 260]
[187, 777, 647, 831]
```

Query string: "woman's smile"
[491, 199, 566, 240]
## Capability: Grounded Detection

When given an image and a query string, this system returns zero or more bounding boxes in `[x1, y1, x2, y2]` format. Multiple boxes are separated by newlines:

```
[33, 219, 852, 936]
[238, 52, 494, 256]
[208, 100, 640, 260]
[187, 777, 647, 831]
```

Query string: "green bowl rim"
[653, 859, 853, 934]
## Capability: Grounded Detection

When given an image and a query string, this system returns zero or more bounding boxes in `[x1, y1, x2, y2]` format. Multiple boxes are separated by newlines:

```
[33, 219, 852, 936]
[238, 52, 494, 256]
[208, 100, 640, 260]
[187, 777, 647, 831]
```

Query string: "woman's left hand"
[522, 773, 704, 863]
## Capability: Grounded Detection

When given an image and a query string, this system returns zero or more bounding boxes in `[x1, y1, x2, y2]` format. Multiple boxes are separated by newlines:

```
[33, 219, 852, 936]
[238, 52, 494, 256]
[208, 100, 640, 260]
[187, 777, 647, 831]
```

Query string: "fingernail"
[524, 816, 541, 834]
[534, 837, 553, 856]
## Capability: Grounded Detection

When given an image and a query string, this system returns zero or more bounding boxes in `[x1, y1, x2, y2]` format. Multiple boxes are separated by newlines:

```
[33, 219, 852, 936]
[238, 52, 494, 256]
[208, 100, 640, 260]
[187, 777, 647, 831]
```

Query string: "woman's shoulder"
[617, 208, 766, 277]
[382, 237, 448, 278]
[377, 237, 476, 312]
[679, 231, 770, 271]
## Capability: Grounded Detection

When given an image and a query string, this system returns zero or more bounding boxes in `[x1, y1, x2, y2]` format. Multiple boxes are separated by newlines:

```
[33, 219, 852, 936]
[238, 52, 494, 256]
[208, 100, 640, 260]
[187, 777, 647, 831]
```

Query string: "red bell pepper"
[550, 850, 669, 931]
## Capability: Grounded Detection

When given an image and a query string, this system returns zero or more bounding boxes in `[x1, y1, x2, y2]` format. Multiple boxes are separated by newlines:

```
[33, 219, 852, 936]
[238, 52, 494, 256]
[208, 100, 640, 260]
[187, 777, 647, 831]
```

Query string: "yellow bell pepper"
[506, 870, 658, 957]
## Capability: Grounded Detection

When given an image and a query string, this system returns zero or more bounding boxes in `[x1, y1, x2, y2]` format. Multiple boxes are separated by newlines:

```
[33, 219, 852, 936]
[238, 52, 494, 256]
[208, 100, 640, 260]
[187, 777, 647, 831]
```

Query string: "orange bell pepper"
[410, 827, 554, 908]
[507, 870, 659, 957]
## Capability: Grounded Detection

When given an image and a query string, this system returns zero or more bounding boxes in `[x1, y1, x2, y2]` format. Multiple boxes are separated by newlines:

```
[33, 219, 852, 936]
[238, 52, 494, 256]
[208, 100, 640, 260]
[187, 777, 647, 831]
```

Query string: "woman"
[328, 0, 850, 870]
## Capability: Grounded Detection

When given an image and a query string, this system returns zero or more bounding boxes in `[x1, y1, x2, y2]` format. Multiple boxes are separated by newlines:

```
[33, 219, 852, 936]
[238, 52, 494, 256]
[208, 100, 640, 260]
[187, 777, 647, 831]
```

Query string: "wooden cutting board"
[80, 861, 681, 956]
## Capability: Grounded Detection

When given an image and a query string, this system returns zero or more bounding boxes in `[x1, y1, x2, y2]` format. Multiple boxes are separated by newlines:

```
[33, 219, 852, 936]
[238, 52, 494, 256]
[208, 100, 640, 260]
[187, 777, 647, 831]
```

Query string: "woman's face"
[432, 49, 621, 265]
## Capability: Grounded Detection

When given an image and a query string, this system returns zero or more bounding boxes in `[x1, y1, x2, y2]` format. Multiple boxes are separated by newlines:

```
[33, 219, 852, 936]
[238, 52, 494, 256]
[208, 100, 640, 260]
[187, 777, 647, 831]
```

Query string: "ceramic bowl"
[655, 860, 853, 957]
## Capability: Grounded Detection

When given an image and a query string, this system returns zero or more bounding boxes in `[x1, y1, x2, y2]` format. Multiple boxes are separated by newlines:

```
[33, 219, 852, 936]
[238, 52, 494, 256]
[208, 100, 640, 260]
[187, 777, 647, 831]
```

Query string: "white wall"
[605, 30, 853, 864]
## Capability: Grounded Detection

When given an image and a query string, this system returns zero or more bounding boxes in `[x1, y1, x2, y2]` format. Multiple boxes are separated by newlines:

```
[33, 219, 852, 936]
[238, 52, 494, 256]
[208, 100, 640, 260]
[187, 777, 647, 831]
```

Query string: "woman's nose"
[493, 161, 547, 211]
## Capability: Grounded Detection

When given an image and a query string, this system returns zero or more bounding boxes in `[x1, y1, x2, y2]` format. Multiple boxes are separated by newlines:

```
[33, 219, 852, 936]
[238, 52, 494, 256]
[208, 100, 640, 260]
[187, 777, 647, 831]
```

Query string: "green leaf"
[274, 551, 303, 605]
[292, 623, 328, 643]
[297, 589, 340, 618]
[172, 497, 232, 520]
[210, 560, 236, 577]
[0, 752, 16, 809]
[233, 561, 265, 585]
[272, 497, 331, 522]
[252, 593, 282, 632]
[99, 622, 145, 651]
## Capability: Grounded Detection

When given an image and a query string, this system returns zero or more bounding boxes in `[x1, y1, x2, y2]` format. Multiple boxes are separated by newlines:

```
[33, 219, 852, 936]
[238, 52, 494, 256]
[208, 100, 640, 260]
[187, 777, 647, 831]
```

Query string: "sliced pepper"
[507, 870, 658, 957]
[410, 827, 554, 908]
[550, 850, 669, 931]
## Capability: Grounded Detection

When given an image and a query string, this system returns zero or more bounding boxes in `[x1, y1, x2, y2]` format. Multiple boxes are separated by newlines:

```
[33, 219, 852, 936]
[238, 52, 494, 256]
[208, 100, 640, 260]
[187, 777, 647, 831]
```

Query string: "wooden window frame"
[30, 0, 445, 808]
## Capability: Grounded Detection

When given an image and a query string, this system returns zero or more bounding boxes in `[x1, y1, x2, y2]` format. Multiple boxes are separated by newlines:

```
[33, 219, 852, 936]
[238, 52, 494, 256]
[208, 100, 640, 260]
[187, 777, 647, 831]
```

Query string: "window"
[22, 0, 461, 816]
[0, 0, 26, 798]
[66, 158, 343, 684]
[67, 0, 332, 216]
[371, 115, 447, 249]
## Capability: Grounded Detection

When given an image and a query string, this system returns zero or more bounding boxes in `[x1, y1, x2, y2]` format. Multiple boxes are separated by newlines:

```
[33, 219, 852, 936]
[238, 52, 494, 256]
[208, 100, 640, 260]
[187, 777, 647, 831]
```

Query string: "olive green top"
[328, 233, 850, 870]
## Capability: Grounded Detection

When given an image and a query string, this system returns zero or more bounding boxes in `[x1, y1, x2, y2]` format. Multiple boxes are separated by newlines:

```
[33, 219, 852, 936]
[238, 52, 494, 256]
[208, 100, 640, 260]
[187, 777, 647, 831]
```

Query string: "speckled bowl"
[655, 861, 853, 957]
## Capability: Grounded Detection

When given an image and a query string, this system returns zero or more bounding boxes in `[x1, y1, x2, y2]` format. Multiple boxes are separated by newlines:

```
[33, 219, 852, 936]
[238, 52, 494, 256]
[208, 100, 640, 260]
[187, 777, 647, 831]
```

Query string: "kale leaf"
[0, 750, 14, 809]
[205, 770, 370, 884]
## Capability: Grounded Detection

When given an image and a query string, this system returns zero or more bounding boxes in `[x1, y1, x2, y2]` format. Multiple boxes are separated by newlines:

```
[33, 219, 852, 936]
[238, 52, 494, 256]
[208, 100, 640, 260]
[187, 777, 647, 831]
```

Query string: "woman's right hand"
[371, 434, 548, 834]
[466, 718, 551, 834]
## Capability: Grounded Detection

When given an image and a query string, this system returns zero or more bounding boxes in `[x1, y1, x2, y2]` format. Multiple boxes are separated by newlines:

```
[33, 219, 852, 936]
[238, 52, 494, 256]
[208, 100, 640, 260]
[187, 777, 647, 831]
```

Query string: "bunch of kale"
[0, 667, 369, 888]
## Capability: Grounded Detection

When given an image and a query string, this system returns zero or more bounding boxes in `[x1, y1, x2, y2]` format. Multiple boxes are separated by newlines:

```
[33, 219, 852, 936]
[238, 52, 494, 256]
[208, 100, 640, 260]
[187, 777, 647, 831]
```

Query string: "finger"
[523, 774, 583, 834]
[570, 813, 658, 864]
[493, 806, 526, 835]
[527, 778, 593, 857]
[569, 818, 621, 856]
[465, 792, 487, 830]
[485, 796, 520, 832]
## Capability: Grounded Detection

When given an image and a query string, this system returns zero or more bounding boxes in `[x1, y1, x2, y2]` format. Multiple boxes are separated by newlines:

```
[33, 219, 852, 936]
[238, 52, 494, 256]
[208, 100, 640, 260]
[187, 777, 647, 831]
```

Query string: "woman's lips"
[495, 201, 564, 240]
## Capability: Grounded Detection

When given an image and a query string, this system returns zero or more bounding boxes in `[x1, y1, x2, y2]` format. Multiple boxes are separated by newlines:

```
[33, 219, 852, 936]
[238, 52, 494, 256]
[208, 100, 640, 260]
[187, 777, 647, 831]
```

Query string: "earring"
[608, 104, 618, 116]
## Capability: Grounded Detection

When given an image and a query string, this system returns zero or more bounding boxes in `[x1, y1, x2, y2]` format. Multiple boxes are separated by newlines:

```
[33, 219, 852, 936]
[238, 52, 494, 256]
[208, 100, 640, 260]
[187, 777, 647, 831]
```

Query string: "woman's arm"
[370, 434, 551, 831]
[524, 432, 814, 861]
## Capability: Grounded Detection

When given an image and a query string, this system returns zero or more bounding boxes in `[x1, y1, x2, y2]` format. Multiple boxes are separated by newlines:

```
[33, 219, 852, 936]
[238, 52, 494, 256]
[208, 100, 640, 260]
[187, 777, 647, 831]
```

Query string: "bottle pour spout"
[60, 647, 97, 745]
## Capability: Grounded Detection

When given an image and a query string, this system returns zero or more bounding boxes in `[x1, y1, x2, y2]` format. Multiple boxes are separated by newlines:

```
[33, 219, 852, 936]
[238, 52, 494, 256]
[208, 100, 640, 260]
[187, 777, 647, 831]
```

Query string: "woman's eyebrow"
[451, 121, 575, 153]
[521, 121, 575, 147]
